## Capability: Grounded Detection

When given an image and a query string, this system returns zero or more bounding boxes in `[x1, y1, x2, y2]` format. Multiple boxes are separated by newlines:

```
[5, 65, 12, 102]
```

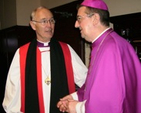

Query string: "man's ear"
[92, 13, 100, 25]
[30, 21, 36, 31]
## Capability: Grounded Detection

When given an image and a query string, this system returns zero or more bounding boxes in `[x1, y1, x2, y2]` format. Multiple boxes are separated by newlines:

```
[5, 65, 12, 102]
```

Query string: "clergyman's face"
[75, 6, 94, 42]
[30, 8, 55, 42]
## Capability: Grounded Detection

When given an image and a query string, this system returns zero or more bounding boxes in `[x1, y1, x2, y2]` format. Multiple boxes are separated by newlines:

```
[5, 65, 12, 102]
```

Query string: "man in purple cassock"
[57, 0, 141, 113]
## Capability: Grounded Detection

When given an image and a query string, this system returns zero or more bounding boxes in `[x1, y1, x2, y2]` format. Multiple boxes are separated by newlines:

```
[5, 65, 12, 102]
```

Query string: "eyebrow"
[40, 17, 54, 20]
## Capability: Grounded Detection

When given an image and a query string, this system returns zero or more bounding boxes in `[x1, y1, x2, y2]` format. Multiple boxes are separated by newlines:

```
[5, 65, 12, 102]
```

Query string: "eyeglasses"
[76, 13, 94, 23]
[32, 18, 55, 25]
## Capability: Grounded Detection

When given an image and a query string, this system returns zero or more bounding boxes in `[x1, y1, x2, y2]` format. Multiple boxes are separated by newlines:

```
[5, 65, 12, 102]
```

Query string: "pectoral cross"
[45, 76, 51, 85]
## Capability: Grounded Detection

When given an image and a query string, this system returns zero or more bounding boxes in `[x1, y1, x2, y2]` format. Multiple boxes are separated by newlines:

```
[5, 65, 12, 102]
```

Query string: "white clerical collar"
[92, 27, 111, 43]
[37, 39, 50, 47]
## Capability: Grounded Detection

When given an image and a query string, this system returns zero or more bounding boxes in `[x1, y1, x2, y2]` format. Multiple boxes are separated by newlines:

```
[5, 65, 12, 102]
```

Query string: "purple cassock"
[77, 28, 141, 113]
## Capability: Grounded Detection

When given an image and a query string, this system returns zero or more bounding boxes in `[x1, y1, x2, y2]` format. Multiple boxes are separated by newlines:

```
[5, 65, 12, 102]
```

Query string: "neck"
[92, 27, 111, 43]
[37, 39, 50, 43]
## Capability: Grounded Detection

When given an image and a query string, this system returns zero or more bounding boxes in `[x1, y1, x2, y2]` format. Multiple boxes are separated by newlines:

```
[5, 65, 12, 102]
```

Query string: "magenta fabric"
[81, 0, 108, 11]
[77, 28, 141, 113]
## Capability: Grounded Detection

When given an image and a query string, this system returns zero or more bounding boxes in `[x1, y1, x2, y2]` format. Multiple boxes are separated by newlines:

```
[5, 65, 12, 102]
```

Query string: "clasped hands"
[57, 94, 79, 113]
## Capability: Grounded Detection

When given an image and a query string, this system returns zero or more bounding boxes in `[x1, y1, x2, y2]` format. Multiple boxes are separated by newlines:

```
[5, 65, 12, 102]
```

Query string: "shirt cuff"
[76, 100, 86, 113]
[71, 92, 78, 100]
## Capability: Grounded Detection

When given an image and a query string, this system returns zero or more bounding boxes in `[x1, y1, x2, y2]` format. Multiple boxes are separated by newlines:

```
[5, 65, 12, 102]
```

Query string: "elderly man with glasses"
[2, 6, 88, 113]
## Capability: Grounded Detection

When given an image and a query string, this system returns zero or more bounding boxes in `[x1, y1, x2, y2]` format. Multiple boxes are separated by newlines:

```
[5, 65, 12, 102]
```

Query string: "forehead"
[77, 6, 88, 15]
[34, 8, 53, 20]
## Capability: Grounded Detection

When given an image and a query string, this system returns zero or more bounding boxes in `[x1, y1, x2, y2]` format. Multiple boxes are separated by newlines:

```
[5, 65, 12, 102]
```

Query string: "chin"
[81, 35, 85, 39]
[46, 35, 53, 39]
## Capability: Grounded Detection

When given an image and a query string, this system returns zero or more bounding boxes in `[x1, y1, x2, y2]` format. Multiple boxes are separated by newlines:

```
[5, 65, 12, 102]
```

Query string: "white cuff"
[76, 100, 86, 113]
[71, 92, 78, 100]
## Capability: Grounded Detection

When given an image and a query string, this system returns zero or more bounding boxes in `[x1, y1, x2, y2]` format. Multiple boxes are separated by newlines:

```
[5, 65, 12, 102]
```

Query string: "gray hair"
[30, 6, 51, 21]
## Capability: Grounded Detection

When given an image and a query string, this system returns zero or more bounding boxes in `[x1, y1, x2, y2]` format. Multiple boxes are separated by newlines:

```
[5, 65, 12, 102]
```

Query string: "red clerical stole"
[19, 42, 75, 113]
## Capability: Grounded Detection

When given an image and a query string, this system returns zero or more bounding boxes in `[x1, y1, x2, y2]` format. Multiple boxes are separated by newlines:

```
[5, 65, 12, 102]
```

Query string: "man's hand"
[67, 100, 79, 113]
[57, 95, 79, 113]
[57, 95, 73, 112]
